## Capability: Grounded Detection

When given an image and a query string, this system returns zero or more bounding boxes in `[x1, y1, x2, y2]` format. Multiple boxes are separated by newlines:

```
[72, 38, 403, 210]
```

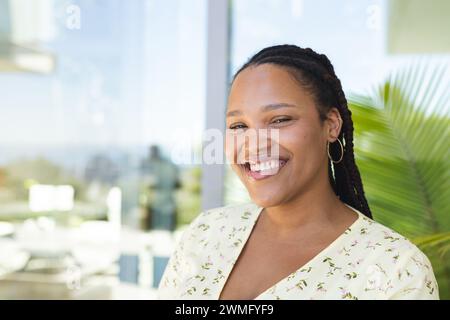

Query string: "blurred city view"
[0, 0, 449, 299]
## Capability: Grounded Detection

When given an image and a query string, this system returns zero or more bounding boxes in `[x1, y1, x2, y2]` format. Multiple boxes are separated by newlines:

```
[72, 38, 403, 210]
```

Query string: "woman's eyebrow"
[226, 103, 298, 117]
[262, 103, 298, 112]
[226, 109, 242, 117]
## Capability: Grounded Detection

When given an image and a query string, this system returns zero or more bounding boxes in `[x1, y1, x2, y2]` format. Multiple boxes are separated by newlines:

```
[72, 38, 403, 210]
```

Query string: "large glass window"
[0, 0, 206, 298]
[0, 0, 206, 229]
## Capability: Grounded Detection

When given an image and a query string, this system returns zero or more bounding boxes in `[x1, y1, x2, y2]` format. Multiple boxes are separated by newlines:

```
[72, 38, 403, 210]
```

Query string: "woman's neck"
[258, 177, 350, 239]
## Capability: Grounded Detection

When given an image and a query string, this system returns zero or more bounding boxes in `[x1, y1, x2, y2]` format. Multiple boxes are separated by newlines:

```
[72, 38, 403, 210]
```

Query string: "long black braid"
[232, 44, 373, 219]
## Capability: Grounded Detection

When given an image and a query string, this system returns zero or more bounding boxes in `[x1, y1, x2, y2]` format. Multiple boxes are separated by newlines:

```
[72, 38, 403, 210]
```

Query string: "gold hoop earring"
[327, 138, 344, 164]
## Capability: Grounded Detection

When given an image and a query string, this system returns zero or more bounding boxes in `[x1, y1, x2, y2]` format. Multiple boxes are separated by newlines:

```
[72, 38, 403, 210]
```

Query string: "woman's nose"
[243, 129, 279, 160]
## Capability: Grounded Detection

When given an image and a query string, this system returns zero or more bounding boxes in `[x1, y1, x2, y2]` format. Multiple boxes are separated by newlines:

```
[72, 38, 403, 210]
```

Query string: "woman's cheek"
[277, 126, 307, 152]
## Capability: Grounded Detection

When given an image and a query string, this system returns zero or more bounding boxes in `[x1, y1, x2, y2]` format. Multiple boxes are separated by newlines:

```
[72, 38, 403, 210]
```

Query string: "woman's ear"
[326, 107, 343, 142]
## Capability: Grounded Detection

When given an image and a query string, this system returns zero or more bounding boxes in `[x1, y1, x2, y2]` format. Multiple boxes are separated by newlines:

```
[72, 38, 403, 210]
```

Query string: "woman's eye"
[271, 118, 291, 124]
[229, 124, 247, 130]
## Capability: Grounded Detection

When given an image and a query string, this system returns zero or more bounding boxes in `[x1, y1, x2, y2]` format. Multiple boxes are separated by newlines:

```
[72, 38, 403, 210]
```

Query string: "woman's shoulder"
[189, 202, 260, 227]
[178, 202, 260, 240]
[357, 213, 427, 258]
[353, 213, 439, 298]
[204, 201, 260, 215]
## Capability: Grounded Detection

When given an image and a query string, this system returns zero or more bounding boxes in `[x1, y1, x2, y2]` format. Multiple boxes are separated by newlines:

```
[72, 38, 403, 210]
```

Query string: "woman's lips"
[239, 158, 289, 181]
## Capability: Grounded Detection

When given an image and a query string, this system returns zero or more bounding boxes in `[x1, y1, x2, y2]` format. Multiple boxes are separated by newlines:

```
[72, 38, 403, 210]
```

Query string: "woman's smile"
[239, 157, 290, 181]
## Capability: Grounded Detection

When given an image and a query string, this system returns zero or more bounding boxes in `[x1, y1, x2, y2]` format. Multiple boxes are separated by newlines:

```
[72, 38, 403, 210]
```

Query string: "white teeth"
[249, 160, 282, 172]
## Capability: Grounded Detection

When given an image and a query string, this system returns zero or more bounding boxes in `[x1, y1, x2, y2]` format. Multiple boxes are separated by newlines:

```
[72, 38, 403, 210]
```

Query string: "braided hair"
[232, 44, 372, 219]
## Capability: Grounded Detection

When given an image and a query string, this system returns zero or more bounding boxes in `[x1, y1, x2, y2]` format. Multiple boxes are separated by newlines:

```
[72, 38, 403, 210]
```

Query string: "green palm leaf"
[413, 232, 450, 258]
[348, 61, 450, 298]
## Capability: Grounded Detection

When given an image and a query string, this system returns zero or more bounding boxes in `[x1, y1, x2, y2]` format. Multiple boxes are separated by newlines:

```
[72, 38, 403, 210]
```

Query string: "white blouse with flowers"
[158, 202, 439, 300]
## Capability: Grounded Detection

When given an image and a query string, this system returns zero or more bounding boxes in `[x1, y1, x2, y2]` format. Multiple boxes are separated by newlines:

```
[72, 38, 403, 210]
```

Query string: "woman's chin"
[243, 177, 290, 208]
[249, 193, 283, 209]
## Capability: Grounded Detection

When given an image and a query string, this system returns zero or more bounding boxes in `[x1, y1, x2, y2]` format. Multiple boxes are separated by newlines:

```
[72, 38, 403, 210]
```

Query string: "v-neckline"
[216, 202, 364, 300]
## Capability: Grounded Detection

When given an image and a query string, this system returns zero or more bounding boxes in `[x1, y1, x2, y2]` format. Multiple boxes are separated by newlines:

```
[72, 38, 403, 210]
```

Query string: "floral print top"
[158, 202, 439, 300]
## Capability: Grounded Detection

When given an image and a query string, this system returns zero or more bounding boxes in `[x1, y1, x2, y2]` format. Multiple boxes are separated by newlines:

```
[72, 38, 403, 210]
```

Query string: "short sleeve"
[387, 248, 439, 300]
[157, 211, 204, 299]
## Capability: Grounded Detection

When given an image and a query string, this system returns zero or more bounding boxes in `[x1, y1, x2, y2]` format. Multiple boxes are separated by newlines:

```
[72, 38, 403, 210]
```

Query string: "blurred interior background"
[0, 0, 448, 299]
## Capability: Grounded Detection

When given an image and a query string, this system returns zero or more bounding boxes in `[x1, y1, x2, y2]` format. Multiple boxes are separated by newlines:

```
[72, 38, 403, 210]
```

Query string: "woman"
[158, 44, 439, 300]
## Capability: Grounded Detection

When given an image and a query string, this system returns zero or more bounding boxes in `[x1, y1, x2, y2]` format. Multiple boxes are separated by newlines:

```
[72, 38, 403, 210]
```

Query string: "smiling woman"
[158, 44, 439, 300]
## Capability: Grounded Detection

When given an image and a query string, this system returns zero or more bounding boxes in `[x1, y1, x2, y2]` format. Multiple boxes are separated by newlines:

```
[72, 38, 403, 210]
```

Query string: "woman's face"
[225, 63, 341, 208]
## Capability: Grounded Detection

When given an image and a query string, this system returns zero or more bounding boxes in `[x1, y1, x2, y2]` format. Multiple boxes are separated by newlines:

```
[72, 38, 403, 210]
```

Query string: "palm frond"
[349, 62, 449, 239]
[413, 232, 450, 258]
